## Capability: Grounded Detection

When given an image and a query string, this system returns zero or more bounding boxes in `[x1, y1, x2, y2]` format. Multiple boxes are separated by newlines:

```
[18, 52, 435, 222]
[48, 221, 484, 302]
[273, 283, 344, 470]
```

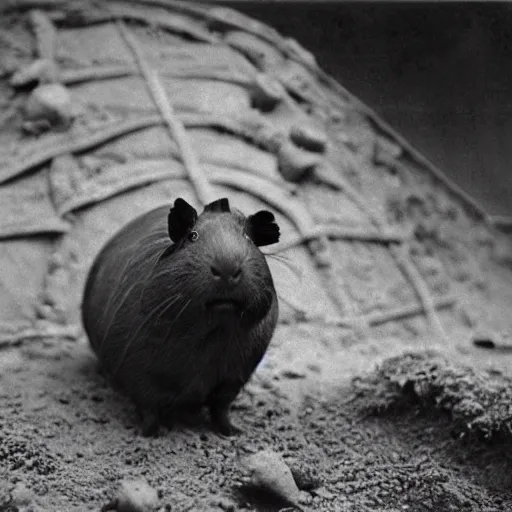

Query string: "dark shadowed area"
[224, 1, 512, 216]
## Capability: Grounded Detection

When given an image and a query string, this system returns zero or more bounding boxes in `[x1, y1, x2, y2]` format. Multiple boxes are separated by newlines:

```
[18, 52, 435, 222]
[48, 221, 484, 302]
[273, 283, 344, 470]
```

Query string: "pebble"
[241, 449, 301, 509]
[472, 330, 512, 351]
[312, 487, 335, 500]
[103, 479, 160, 512]
[11, 482, 34, 506]
[277, 139, 322, 182]
[23, 83, 74, 132]
[281, 369, 307, 380]
[290, 124, 328, 153]
[251, 72, 285, 111]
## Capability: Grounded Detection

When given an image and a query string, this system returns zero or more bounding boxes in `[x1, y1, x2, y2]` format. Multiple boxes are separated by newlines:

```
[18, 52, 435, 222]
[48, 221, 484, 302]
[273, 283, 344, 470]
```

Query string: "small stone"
[242, 449, 301, 508]
[298, 491, 311, 505]
[281, 369, 306, 380]
[23, 83, 74, 132]
[11, 482, 34, 506]
[311, 487, 335, 500]
[103, 479, 159, 512]
[290, 124, 327, 153]
[277, 140, 322, 182]
[251, 73, 285, 112]
[472, 330, 501, 350]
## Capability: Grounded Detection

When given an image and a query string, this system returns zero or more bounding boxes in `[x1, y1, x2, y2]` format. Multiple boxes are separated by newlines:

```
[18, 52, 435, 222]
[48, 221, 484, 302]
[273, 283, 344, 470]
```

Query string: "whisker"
[98, 280, 138, 358]
[161, 298, 192, 344]
[267, 254, 303, 281]
[110, 293, 185, 378]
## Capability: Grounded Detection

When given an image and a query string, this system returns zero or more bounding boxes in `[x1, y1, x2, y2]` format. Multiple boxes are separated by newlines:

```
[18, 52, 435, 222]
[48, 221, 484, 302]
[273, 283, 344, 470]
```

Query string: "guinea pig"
[81, 197, 280, 436]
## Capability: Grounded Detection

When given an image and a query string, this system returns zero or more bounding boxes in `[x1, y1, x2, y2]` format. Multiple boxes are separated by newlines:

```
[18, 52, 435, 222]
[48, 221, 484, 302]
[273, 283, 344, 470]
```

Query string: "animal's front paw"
[217, 420, 243, 437]
[211, 407, 243, 436]
[138, 408, 161, 437]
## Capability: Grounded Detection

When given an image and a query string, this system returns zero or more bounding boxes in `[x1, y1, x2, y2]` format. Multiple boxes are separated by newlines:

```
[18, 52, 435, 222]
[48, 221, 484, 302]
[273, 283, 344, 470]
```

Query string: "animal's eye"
[244, 233, 252, 242]
[188, 230, 199, 242]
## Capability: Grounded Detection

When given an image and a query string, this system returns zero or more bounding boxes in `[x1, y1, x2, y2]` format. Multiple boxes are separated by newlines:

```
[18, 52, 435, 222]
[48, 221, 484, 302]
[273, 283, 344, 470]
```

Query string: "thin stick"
[0, 115, 161, 185]
[117, 20, 214, 207]
[389, 244, 449, 342]
[1, 0, 65, 13]
[0, 324, 79, 349]
[57, 65, 251, 87]
[59, 65, 135, 85]
[264, 225, 408, 254]
[105, 3, 218, 44]
[0, 219, 70, 240]
[29, 9, 56, 60]
[297, 295, 455, 328]
[0, 111, 288, 185]
[55, 159, 296, 214]
[365, 294, 455, 327]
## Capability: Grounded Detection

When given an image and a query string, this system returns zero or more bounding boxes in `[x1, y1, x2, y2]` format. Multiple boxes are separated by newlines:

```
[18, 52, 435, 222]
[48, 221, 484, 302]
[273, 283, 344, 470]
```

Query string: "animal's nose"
[211, 262, 242, 285]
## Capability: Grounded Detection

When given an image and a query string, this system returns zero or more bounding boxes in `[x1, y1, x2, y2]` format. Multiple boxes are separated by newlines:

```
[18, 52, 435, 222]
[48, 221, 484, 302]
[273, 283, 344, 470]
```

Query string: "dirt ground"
[2, 317, 512, 511]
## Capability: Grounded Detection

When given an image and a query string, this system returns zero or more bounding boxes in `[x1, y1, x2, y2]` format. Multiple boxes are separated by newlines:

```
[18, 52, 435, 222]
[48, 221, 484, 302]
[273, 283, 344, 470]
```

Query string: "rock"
[472, 334, 498, 349]
[10, 481, 35, 508]
[23, 83, 74, 133]
[277, 140, 322, 182]
[281, 369, 306, 380]
[241, 449, 301, 509]
[472, 330, 512, 351]
[251, 73, 285, 112]
[102, 479, 160, 512]
[290, 124, 327, 153]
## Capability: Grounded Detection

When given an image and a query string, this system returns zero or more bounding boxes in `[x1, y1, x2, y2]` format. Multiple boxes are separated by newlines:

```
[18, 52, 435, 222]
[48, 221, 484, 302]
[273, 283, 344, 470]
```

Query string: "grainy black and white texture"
[1, 1, 512, 511]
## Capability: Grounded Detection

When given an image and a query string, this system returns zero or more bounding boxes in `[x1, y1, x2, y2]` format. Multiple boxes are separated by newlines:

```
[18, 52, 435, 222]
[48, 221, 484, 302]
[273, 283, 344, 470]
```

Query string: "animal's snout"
[211, 261, 242, 285]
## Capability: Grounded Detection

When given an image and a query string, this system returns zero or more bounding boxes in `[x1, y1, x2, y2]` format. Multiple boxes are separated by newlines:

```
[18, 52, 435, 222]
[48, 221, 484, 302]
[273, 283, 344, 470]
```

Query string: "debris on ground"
[241, 449, 302, 509]
[22, 83, 74, 133]
[354, 350, 512, 442]
[102, 479, 160, 512]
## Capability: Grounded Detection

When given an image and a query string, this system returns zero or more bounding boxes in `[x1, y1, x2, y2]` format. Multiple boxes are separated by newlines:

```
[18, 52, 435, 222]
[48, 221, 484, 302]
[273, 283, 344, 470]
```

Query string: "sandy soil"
[2, 321, 512, 512]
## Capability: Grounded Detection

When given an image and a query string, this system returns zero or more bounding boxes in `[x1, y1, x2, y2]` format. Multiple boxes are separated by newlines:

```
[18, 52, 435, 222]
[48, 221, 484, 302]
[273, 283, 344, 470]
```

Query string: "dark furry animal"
[82, 197, 280, 436]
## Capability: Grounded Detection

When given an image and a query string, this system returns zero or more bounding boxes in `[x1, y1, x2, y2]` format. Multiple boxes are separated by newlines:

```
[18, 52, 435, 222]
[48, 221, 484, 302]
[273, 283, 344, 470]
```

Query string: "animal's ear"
[168, 198, 197, 242]
[204, 198, 230, 213]
[247, 210, 280, 246]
